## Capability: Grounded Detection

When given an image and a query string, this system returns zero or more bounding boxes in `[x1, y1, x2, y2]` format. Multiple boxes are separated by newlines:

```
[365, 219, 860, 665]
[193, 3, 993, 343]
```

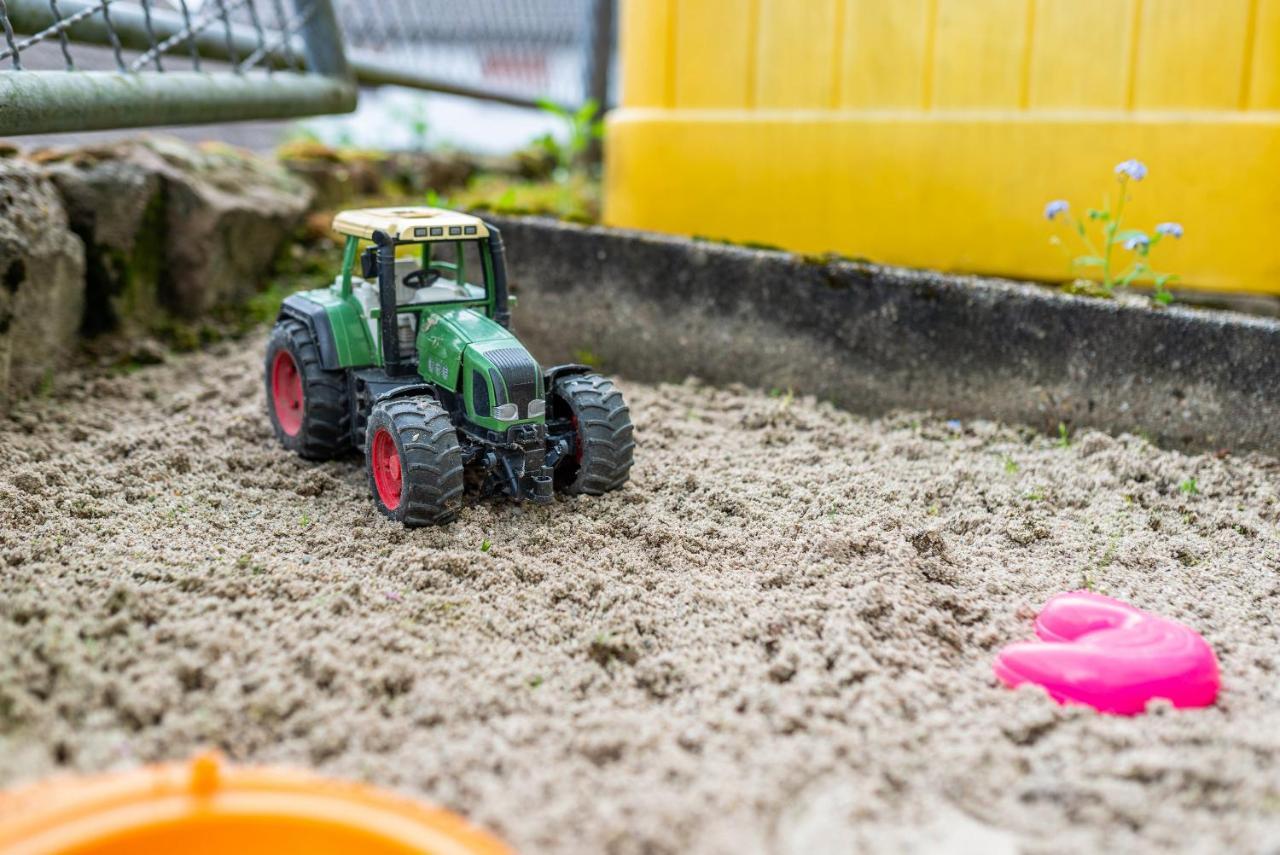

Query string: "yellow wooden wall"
[606, 0, 1280, 294]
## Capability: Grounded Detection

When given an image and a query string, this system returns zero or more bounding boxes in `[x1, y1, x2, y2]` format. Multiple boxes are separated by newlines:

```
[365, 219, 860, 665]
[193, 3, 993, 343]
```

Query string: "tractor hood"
[416, 307, 538, 399]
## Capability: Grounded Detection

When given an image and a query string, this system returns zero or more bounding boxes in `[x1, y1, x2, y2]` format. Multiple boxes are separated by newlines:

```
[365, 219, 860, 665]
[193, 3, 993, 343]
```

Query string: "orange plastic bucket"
[0, 753, 512, 855]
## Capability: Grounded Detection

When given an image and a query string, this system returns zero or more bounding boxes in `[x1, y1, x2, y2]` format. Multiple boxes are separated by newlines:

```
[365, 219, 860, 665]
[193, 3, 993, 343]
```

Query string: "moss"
[452, 173, 601, 224]
[691, 234, 790, 254]
[122, 191, 168, 326]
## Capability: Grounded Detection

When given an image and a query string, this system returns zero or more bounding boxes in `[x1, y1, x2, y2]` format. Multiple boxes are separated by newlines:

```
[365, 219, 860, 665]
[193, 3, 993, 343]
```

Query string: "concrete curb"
[489, 215, 1280, 456]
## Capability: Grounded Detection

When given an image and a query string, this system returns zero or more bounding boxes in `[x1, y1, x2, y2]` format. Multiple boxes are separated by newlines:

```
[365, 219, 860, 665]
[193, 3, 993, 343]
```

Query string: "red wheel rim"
[371, 428, 403, 511]
[271, 350, 304, 437]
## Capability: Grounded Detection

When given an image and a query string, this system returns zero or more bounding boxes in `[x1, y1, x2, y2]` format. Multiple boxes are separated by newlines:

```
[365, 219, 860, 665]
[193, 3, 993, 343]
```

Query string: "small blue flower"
[1114, 159, 1148, 181]
[946, 419, 963, 431]
[1124, 233, 1150, 252]
[1155, 222, 1184, 239]
[1044, 200, 1069, 221]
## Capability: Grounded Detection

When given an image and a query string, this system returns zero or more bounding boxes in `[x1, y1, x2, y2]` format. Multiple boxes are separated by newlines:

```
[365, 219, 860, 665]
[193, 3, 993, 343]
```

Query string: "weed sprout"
[536, 98, 604, 176]
[1044, 160, 1183, 305]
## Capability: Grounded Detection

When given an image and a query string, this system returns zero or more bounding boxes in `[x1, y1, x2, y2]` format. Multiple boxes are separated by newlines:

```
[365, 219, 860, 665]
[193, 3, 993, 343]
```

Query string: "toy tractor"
[264, 207, 634, 526]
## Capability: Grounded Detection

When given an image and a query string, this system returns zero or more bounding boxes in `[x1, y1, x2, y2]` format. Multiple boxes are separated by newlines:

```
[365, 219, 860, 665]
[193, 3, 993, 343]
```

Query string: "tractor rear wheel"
[551, 373, 635, 494]
[366, 397, 464, 526]
[265, 319, 349, 459]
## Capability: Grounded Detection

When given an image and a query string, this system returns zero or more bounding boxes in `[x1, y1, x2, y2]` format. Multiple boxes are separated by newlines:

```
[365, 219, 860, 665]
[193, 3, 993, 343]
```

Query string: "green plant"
[571, 347, 599, 367]
[1180, 477, 1200, 496]
[1002, 455, 1019, 474]
[391, 96, 431, 152]
[480, 538, 492, 553]
[536, 98, 604, 174]
[451, 172, 601, 224]
[1044, 159, 1183, 305]
[1057, 422, 1071, 448]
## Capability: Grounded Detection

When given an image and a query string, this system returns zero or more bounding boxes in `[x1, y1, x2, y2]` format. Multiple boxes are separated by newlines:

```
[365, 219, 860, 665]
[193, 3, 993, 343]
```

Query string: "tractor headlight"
[527, 398, 545, 418]
[493, 403, 518, 422]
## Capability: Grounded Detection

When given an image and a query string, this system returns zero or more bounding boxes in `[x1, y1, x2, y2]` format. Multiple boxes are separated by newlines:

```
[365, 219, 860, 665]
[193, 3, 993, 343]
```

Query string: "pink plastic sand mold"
[993, 591, 1220, 715]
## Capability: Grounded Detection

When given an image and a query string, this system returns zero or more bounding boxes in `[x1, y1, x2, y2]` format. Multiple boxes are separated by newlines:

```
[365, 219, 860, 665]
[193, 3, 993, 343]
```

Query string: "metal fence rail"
[0, 0, 355, 134]
[0, 0, 612, 137]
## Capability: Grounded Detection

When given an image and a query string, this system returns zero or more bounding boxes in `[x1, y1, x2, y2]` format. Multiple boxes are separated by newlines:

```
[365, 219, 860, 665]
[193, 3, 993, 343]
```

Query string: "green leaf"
[1073, 255, 1105, 268]
[1154, 290, 1173, 305]
[537, 97, 569, 119]
[1087, 209, 1109, 221]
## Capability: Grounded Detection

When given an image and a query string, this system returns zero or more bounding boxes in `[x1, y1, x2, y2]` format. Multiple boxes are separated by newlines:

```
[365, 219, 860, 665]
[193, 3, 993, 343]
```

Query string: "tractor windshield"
[387, 239, 489, 307]
[341, 235, 493, 311]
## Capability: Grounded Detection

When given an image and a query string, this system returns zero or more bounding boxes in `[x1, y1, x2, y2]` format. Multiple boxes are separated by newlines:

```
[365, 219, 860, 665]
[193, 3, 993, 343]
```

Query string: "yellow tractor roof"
[331, 207, 490, 242]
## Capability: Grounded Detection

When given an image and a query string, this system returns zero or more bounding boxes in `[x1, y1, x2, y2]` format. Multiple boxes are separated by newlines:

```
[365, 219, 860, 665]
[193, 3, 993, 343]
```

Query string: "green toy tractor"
[264, 207, 634, 526]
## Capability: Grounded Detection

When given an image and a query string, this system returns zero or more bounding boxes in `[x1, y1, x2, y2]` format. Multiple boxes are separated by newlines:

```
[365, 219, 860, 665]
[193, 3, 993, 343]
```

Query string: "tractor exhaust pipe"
[372, 229, 409, 376]
[486, 225, 511, 329]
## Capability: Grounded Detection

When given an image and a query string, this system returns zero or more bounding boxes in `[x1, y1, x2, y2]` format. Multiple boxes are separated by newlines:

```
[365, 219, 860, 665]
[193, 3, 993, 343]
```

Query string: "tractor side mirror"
[360, 247, 379, 280]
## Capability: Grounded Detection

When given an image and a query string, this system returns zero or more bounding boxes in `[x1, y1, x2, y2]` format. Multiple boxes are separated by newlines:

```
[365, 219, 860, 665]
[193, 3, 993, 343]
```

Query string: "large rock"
[277, 141, 479, 208]
[42, 137, 313, 327]
[39, 146, 164, 335]
[0, 159, 85, 409]
[151, 138, 313, 316]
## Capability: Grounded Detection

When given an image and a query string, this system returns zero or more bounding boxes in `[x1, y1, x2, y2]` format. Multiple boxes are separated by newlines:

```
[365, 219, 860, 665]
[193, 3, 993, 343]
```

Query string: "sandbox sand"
[1, 333, 1279, 854]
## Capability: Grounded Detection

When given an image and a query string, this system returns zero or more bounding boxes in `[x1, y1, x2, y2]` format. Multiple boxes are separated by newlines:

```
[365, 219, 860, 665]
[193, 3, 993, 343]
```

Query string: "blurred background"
[1, 0, 1278, 299]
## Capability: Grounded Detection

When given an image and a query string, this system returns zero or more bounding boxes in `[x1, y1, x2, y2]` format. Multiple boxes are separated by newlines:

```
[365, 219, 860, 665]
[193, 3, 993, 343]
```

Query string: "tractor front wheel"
[551, 373, 635, 494]
[265, 319, 349, 459]
[366, 397, 464, 527]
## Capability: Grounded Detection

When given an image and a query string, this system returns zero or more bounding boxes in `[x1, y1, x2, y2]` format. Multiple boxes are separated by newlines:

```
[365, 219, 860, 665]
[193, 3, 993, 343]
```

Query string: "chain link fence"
[342, 0, 604, 110]
[0, 0, 612, 136]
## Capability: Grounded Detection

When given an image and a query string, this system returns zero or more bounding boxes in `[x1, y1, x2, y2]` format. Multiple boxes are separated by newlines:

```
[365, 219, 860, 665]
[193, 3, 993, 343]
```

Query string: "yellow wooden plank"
[755, 0, 840, 108]
[1028, 0, 1133, 109]
[619, 0, 673, 108]
[840, 0, 933, 109]
[606, 110, 1280, 293]
[672, 0, 755, 108]
[1249, 0, 1280, 108]
[932, 0, 1030, 108]
[1132, 0, 1252, 108]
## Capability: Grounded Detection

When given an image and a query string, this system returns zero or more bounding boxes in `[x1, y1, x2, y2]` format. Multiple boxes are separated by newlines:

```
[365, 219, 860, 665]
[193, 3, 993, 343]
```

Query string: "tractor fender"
[543, 363, 594, 389]
[374, 383, 438, 405]
[277, 295, 341, 371]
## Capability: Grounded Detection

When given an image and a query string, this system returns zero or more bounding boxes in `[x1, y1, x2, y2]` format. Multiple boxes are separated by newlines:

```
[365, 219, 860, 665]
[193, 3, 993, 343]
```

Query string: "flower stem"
[1103, 176, 1129, 291]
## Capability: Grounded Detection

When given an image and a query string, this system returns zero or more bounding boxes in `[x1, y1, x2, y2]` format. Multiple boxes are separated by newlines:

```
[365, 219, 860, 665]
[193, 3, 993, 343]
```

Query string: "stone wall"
[489, 216, 1280, 456]
[0, 159, 86, 404]
[0, 138, 315, 408]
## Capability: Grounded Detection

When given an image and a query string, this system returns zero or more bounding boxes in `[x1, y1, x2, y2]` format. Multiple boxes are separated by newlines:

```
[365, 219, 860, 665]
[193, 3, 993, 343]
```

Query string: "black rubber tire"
[552, 373, 635, 495]
[366, 396, 464, 527]
[264, 318, 349, 460]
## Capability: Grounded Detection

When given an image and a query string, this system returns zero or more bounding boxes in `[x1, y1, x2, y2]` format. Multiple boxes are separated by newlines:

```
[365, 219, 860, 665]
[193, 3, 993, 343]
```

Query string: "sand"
[2, 332, 1279, 854]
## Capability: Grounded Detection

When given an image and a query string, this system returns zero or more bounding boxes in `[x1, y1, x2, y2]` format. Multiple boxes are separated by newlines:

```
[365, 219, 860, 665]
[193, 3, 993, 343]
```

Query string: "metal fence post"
[298, 0, 349, 80]
[581, 0, 614, 164]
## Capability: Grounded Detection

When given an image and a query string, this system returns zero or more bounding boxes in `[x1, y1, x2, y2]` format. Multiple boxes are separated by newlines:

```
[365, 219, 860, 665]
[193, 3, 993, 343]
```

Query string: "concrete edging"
[490, 215, 1280, 456]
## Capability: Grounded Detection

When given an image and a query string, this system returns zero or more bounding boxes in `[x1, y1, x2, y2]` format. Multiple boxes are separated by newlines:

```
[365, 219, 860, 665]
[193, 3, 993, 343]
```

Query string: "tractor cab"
[331, 207, 508, 371]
